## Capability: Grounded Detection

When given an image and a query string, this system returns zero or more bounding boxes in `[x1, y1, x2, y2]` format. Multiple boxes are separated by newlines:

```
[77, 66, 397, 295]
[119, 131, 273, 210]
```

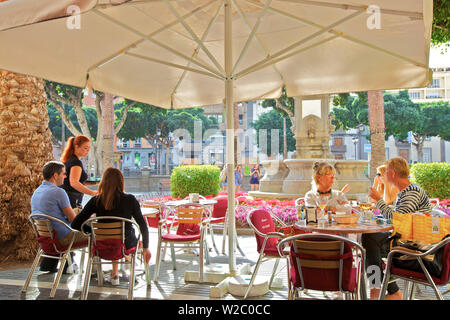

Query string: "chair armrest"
[266, 231, 286, 239]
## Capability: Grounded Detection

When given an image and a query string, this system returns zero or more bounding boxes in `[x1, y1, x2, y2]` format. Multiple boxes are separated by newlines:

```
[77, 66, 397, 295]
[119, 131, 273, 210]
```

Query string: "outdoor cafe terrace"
[1, 192, 449, 302]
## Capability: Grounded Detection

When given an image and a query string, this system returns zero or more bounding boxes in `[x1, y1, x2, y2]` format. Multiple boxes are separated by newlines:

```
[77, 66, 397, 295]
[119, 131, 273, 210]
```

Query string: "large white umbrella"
[0, 0, 433, 295]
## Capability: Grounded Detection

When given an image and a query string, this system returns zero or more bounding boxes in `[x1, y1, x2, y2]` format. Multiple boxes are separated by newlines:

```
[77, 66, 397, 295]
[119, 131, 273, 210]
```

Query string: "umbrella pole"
[224, 0, 237, 276]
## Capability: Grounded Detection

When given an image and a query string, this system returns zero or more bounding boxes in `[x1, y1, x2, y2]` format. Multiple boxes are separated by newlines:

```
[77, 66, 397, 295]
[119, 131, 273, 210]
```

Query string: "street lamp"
[352, 136, 359, 160]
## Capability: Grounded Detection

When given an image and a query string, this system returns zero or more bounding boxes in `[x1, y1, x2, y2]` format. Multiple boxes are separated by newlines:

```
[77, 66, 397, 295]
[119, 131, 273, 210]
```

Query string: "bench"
[159, 179, 171, 191]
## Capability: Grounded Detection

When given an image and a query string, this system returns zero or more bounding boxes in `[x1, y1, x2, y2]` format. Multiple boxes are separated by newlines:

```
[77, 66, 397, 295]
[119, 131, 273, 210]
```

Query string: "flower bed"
[144, 192, 302, 226]
[143, 193, 450, 226]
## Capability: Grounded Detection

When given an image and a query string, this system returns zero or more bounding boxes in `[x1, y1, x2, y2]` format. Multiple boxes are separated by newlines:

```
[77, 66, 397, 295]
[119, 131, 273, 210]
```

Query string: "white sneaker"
[111, 275, 120, 286]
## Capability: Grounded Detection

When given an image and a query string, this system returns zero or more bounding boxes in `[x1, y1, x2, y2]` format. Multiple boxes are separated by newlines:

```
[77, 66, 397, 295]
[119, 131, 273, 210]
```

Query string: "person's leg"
[362, 232, 400, 297]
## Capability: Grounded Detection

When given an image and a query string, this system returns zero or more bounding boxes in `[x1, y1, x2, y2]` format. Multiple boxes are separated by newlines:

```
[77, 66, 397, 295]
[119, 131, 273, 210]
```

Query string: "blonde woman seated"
[372, 165, 399, 205]
[304, 161, 351, 216]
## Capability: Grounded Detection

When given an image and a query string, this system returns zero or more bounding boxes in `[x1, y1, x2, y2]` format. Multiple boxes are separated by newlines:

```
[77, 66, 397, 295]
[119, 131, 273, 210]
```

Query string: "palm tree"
[368, 90, 386, 180]
[0, 70, 54, 261]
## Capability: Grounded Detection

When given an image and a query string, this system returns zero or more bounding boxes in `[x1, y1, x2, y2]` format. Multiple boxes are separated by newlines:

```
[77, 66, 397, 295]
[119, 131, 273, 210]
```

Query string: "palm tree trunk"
[102, 93, 115, 171]
[0, 70, 54, 261]
[368, 90, 386, 180]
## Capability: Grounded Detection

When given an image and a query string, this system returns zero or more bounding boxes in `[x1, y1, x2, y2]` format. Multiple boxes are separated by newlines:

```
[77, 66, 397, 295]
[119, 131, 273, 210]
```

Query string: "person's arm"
[304, 191, 317, 207]
[62, 206, 76, 222]
[69, 166, 97, 196]
[70, 197, 96, 231]
[130, 196, 149, 249]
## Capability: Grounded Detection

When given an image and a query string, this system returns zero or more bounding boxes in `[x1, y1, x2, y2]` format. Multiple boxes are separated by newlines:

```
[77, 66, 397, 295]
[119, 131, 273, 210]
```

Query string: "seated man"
[365, 157, 431, 300]
[31, 161, 88, 272]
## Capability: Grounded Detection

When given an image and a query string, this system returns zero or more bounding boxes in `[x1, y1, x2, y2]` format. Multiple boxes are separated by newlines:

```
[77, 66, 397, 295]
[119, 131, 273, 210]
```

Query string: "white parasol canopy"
[0, 0, 433, 293]
[0, 0, 432, 109]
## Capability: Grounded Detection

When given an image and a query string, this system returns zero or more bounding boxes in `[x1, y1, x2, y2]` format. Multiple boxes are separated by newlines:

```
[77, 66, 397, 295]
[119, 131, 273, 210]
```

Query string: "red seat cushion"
[390, 266, 446, 285]
[162, 233, 201, 242]
[145, 214, 160, 228]
[176, 223, 200, 236]
[212, 197, 228, 220]
[37, 232, 88, 255]
[93, 239, 136, 261]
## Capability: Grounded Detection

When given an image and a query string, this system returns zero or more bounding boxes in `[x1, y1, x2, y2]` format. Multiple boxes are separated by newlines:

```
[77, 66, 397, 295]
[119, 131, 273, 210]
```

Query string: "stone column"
[294, 95, 333, 159]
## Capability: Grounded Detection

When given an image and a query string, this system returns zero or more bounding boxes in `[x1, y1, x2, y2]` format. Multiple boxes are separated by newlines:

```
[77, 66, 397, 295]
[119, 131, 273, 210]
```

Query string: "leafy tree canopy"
[250, 109, 296, 155]
[432, 0, 450, 47]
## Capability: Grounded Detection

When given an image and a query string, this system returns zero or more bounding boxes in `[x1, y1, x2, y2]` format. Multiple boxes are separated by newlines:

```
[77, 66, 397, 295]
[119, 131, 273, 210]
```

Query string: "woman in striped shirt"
[365, 157, 431, 300]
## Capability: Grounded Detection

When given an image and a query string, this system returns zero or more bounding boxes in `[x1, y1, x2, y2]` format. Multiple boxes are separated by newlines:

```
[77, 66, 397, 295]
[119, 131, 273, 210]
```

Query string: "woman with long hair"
[60, 135, 97, 208]
[71, 167, 151, 286]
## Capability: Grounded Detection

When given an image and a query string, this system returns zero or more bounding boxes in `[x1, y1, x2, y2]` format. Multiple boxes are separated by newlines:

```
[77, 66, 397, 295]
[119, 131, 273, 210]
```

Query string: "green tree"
[432, 0, 450, 47]
[251, 109, 296, 156]
[332, 91, 450, 162]
[261, 86, 295, 158]
[45, 81, 135, 174]
[118, 105, 217, 174]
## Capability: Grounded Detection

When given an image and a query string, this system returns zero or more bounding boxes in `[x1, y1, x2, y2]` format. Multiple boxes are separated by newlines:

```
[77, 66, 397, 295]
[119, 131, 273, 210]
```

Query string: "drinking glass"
[317, 196, 328, 219]
[358, 195, 372, 222]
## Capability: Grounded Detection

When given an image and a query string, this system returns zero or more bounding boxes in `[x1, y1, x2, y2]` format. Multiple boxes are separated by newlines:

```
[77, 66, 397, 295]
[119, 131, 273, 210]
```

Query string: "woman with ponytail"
[60, 135, 97, 208]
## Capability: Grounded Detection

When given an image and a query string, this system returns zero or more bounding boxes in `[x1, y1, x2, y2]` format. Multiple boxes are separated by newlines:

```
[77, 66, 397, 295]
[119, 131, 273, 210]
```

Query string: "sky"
[429, 44, 450, 67]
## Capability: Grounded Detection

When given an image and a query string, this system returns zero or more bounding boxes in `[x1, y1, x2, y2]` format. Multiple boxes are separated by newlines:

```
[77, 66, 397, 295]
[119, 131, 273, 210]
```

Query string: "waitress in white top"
[304, 161, 350, 216]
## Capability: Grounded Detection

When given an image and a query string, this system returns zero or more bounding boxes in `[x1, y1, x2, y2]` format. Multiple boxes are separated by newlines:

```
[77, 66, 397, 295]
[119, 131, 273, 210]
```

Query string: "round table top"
[141, 207, 159, 217]
[294, 220, 393, 235]
[164, 199, 218, 206]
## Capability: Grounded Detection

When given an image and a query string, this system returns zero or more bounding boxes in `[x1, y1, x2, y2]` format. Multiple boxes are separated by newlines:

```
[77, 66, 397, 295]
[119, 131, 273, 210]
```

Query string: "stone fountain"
[249, 95, 370, 200]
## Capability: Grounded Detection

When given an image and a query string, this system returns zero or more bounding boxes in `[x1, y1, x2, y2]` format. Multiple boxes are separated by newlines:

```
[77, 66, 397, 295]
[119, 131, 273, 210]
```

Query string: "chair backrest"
[29, 213, 73, 254]
[211, 197, 238, 219]
[278, 233, 365, 293]
[174, 204, 210, 236]
[247, 209, 279, 254]
[141, 201, 163, 228]
[81, 216, 141, 261]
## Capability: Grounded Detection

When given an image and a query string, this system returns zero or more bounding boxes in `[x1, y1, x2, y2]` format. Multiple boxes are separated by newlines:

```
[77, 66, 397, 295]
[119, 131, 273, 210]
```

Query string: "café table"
[164, 199, 218, 207]
[293, 219, 393, 300]
[141, 207, 159, 218]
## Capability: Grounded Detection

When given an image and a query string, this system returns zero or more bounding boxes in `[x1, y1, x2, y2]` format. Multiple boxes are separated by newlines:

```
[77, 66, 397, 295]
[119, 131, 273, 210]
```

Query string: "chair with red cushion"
[278, 233, 366, 300]
[80, 216, 148, 300]
[243, 208, 290, 299]
[208, 196, 243, 256]
[153, 203, 211, 282]
[22, 213, 88, 298]
[379, 236, 450, 300]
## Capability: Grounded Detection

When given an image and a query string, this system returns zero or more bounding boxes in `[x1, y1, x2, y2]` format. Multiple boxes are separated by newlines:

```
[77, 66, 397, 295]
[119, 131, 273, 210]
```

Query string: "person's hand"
[340, 184, 350, 194]
[142, 248, 151, 264]
[369, 187, 382, 202]
[89, 191, 98, 197]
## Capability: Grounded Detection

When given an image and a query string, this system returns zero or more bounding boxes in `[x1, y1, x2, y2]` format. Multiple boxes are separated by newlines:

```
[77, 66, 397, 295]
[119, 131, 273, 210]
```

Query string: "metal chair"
[80, 216, 148, 300]
[153, 203, 211, 282]
[278, 233, 366, 300]
[141, 200, 178, 268]
[244, 208, 290, 299]
[379, 236, 450, 300]
[23, 213, 88, 298]
[207, 196, 244, 256]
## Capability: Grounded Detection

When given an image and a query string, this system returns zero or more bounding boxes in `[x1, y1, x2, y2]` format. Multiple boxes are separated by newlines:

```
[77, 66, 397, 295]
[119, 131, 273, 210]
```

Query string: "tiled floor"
[0, 230, 448, 301]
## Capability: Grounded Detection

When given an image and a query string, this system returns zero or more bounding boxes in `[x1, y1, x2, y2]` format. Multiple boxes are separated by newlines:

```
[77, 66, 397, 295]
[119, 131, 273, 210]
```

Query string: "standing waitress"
[60, 135, 97, 209]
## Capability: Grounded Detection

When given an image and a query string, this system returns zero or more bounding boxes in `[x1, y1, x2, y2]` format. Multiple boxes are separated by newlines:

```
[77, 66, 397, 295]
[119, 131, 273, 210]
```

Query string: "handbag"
[391, 235, 449, 278]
